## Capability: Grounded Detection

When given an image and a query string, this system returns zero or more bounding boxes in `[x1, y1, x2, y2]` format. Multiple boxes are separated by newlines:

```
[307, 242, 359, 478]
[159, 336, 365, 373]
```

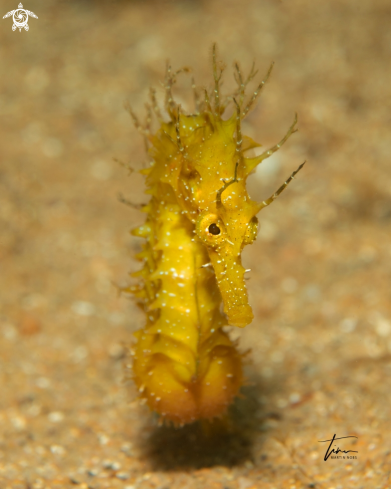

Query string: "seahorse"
[124, 45, 304, 426]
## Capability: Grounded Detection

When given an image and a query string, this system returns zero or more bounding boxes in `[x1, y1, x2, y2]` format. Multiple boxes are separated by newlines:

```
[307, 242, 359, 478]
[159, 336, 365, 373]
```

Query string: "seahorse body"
[128, 48, 303, 425]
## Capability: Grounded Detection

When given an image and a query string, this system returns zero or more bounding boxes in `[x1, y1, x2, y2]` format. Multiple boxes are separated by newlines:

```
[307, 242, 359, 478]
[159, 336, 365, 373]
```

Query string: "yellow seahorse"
[124, 45, 304, 426]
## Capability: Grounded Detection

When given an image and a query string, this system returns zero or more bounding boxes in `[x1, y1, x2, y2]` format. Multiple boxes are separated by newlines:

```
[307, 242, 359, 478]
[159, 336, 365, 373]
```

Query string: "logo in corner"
[3, 3, 38, 32]
[318, 434, 358, 461]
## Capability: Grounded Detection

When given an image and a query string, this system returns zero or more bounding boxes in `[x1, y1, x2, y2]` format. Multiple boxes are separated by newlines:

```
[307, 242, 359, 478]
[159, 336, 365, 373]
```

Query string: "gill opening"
[216, 161, 239, 210]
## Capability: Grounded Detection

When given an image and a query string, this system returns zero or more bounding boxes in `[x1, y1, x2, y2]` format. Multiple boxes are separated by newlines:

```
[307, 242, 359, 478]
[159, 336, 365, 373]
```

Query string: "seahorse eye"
[208, 223, 221, 235]
[196, 212, 226, 248]
[243, 216, 259, 244]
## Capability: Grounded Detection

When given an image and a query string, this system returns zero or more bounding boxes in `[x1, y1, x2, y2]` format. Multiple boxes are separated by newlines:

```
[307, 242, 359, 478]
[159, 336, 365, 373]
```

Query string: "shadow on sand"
[138, 379, 280, 470]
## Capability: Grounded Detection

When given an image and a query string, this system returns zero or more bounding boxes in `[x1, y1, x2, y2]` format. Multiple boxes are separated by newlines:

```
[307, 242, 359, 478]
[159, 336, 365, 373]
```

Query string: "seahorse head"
[179, 113, 263, 328]
[146, 52, 301, 328]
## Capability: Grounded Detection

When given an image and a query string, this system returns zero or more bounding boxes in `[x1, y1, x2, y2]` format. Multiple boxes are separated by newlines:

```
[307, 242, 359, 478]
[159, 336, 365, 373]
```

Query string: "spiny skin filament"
[125, 44, 304, 425]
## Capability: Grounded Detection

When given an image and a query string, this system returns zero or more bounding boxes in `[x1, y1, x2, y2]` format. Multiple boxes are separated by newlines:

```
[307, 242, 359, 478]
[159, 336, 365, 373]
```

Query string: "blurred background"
[1, 0, 390, 487]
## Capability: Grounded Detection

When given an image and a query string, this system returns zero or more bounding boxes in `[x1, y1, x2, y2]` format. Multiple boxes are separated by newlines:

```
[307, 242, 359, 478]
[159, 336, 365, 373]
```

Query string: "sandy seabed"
[1, 0, 391, 487]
